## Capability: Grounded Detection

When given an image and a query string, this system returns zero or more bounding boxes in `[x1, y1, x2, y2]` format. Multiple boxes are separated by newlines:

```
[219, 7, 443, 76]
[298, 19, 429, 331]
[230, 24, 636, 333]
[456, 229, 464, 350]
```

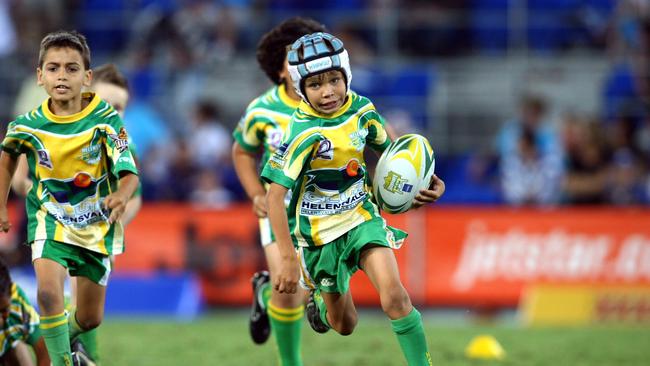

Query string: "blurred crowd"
[0, 0, 648, 206]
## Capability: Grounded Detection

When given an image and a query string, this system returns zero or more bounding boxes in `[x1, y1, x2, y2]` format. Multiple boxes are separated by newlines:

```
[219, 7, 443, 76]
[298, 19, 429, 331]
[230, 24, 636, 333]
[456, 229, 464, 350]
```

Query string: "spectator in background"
[561, 114, 609, 204]
[501, 126, 552, 205]
[497, 95, 564, 205]
[609, 148, 646, 204]
[187, 100, 230, 169]
[190, 169, 233, 209]
[166, 140, 198, 202]
[606, 113, 648, 204]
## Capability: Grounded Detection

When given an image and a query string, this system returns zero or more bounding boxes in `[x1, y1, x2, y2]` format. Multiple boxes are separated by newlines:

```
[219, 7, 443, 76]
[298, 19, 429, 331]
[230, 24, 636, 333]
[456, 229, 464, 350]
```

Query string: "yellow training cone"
[465, 335, 506, 360]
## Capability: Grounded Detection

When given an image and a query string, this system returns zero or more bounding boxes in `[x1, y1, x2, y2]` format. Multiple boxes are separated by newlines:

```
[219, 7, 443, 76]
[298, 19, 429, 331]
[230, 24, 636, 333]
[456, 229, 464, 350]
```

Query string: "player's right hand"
[0, 207, 11, 233]
[252, 194, 268, 218]
[275, 255, 300, 294]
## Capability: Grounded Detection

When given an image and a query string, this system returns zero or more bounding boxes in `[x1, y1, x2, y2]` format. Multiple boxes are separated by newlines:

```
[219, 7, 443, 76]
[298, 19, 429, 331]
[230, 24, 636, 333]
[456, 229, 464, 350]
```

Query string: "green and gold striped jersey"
[1, 93, 138, 255]
[261, 91, 391, 247]
[0, 284, 41, 356]
[232, 84, 300, 173]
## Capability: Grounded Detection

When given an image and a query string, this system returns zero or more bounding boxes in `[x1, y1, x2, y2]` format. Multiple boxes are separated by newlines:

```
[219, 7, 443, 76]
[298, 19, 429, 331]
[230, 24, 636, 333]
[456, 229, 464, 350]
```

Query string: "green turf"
[97, 311, 650, 366]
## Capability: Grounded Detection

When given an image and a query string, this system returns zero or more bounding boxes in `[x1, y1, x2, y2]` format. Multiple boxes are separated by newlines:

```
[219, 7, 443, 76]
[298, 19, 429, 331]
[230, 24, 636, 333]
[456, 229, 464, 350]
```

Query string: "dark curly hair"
[256, 17, 326, 85]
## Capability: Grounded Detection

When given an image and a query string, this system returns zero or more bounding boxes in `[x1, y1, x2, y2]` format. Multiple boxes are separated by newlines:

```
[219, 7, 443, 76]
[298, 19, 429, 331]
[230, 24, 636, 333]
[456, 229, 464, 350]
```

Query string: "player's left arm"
[103, 115, 140, 224]
[121, 194, 142, 226]
[104, 173, 139, 224]
[366, 105, 446, 209]
[411, 174, 445, 209]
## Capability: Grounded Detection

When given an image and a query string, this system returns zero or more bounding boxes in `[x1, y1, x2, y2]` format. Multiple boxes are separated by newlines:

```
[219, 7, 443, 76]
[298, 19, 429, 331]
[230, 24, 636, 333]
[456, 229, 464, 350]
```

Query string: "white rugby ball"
[372, 134, 435, 214]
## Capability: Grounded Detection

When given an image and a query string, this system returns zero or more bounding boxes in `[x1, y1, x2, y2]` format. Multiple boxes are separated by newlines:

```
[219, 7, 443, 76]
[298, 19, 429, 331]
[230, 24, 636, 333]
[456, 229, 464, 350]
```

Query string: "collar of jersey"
[278, 84, 300, 109]
[298, 92, 353, 119]
[41, 92, 100, 123]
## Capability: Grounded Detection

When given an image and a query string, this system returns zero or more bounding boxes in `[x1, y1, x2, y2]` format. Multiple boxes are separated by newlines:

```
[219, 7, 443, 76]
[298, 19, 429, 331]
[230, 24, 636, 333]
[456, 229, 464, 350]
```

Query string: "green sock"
[259, 282, 272, 311]
[314, 290, 330, 327]
[390, 308, 432, 366]
[40, 312, 72, 366]
[77, 328, 100, 362]
[68, 308, 85, 341]
[268, 302, 304, 366]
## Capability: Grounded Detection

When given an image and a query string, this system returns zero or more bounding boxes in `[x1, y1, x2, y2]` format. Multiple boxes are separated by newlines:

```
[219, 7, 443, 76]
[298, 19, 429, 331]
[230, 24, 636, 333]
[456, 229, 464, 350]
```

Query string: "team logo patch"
[383, 171, 412, 194]
[268, 129, 283, 149]
[80, 144, 102, 164]
[349, 128, 368, 152]
[37, 149, 53, 169]
[108, 127, 129, 153]
[314, 139, 333, 160]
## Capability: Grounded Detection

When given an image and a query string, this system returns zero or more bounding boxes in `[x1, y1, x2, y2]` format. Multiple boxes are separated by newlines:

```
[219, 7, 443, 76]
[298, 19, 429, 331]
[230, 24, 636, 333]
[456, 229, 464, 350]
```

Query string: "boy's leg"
[70, 276, 106, 340]
[361, 246, 432, 366]
[319, 291, 358, 335]
[263, 243, 305, 366]
[69, 276, 99, 362]
[34, 258, 72, 366]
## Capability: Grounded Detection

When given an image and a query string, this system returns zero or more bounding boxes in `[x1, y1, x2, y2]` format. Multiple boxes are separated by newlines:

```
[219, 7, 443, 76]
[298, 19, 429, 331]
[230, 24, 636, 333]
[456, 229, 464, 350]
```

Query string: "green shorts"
[297, 217, 407, 294]
[31, 239, 112, 286]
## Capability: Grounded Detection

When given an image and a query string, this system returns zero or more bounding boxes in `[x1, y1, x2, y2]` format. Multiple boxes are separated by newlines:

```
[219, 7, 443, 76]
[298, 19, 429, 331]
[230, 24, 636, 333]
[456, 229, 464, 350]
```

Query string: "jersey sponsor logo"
[37, 149, 53, 169]
[383, 171, 413, 194]
[80, 144, 102, 164]
[42, 196, 109, 229]
[300, 179, 366, 216]
[314, 139, 333, 160]
[349, 128, 368, 151]
[108, 127, 129, 153]
[269, 142, 288, 169]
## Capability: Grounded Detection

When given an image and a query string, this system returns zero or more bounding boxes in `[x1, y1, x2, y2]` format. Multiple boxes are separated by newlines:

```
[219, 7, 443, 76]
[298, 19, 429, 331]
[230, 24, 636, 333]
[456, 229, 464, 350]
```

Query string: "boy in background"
[232, 17, 326, 366]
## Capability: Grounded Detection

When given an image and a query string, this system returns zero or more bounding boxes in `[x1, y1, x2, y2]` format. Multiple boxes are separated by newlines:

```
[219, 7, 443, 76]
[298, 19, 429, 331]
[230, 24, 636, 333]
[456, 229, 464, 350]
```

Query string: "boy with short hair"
[9, 62, 141, 365]
[232, 17, 325, 366]
[0, 30, 139, 366]
[0, 258, 50, 366]
[262, 32, 444, 366]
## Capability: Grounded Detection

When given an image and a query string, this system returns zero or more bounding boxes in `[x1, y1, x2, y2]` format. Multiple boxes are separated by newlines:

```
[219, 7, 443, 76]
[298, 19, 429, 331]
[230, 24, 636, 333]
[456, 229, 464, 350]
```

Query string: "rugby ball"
[372, 134, 435, 214]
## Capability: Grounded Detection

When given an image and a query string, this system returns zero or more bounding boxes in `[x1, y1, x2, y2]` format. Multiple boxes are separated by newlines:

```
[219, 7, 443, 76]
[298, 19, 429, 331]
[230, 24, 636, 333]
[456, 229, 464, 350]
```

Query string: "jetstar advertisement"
[421, 208, 650, 307]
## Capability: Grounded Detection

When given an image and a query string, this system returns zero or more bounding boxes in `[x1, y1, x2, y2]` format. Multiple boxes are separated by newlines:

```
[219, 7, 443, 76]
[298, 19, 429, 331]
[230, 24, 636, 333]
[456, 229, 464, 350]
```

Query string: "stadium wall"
[5, 204, 650, 308]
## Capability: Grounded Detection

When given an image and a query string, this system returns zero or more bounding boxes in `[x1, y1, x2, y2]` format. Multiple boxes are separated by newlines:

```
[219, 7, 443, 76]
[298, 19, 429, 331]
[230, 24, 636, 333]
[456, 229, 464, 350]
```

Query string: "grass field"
[98, 310, 650, 366]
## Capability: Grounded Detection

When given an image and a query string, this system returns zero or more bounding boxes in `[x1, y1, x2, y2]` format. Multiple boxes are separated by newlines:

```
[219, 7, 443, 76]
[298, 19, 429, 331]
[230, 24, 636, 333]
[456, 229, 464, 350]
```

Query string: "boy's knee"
[380, 286, 411, 315]
[76, 313, 103, 331]
[37, 288, 62, 312]
[330, 312, 358, 336]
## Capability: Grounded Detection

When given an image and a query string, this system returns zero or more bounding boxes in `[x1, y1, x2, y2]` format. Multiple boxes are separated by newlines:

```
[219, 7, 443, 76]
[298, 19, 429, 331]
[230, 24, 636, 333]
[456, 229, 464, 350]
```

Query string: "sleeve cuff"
[113, 164, 139, 177]
[232, 133, 259, 153]
[261, 169, 294, 190]
[1, 145, 21, 156]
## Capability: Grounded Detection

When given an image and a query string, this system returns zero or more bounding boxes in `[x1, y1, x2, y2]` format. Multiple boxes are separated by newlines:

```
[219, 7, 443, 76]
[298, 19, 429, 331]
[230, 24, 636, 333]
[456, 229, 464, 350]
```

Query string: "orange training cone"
[465, 335, 506, 360]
